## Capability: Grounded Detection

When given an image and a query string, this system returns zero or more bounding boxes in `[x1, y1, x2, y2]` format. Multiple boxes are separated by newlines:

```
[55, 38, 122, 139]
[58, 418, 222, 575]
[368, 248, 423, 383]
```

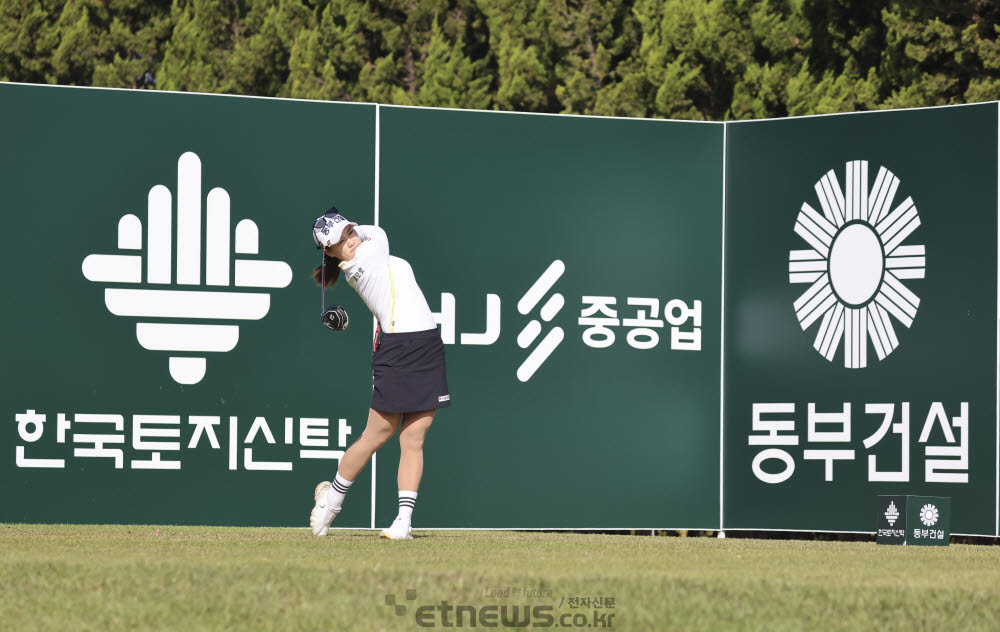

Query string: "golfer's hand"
[321, 305, 349, 331]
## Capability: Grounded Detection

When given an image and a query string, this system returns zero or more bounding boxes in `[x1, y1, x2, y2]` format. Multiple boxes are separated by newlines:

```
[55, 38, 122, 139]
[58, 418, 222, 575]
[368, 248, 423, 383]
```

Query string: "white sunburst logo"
[920, 503, 940, 526]
[789, 160, 925, 368]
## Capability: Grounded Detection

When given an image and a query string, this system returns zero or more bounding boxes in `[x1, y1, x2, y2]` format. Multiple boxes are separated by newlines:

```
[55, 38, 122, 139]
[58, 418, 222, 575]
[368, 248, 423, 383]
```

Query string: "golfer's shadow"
[335, 531, 428, 539]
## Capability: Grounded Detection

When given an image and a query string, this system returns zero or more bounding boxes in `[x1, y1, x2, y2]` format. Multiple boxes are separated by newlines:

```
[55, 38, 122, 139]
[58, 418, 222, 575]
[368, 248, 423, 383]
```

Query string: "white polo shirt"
[338, 225, 436, 333]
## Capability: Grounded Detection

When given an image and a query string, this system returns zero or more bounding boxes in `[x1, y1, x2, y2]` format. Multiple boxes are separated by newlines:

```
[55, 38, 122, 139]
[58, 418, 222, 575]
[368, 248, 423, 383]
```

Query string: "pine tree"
[727, 0, 809, 119]
[417, 17, 491, 109]
[881, 1, 1000, 107]
[225, 0, 313, 97]
[286, 0, 369, 101]
[47, 0, 112, 85]
[157, 0, 238, 93]
[480, 0, 553, 111]
[625, 0, 754, 120]
[0, 0, 63, 82]
[541, 0, 637, 115]
[91, 0, 173, 89]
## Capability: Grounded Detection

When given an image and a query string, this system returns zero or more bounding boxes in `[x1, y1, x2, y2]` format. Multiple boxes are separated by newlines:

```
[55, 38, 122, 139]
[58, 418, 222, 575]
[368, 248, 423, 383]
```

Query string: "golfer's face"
[324, 225, 360, 261]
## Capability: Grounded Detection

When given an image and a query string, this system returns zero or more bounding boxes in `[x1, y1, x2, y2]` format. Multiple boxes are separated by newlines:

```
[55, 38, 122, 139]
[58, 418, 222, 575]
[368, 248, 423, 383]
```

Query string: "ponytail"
[312, 254, 341, 288]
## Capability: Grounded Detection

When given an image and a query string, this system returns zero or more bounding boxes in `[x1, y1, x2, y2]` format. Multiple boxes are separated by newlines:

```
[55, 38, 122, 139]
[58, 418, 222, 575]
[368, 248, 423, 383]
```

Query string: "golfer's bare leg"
[338, 408, 401, 481]
[398, 410, 436, 491]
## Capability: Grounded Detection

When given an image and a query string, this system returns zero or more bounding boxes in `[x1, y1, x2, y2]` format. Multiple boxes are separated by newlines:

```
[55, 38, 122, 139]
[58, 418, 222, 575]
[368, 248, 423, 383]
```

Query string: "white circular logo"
[789, 160, 925, 368]
[919, 504, 939, 527]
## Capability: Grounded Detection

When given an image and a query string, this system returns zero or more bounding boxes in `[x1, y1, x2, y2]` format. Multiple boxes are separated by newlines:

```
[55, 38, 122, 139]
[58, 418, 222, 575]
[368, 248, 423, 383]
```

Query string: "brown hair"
[312, 253, 341, 288]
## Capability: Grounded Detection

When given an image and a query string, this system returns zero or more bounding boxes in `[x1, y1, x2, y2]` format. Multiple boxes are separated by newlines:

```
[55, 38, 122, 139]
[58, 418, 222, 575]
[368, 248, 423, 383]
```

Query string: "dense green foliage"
[2, 0, 999, 119]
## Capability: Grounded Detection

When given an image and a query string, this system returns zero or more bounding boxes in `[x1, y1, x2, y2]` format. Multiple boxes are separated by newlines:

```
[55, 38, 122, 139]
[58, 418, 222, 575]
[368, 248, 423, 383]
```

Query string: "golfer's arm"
[357, 225, 390, 263]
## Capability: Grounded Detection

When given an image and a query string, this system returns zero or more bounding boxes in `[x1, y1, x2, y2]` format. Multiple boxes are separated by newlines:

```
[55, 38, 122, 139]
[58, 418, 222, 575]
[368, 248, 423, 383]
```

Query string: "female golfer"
[308, 208, 449, 540]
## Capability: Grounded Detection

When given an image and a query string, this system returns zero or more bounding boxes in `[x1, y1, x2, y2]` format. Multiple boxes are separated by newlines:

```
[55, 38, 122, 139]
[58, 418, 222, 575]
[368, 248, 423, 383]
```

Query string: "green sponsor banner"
[377, 107, 723, 528]
[1, 86, 724, 529]
[1, 84, 378, 526]
[723, 104, 998, 535]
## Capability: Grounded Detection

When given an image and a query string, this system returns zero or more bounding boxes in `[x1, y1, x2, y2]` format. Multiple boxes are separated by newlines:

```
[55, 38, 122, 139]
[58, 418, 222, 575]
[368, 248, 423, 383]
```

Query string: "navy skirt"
[371, 328, 451, 413]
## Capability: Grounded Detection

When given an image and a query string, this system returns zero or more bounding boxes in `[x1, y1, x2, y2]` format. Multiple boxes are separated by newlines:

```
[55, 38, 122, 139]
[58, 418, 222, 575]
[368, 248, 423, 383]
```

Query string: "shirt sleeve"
[354, 225, 389, 265]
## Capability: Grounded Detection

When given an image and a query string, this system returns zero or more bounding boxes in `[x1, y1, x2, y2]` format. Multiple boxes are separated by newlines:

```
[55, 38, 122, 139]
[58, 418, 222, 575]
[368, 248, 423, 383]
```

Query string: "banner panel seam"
[720, 122, 727, 531]
[372, 103, 381, 531]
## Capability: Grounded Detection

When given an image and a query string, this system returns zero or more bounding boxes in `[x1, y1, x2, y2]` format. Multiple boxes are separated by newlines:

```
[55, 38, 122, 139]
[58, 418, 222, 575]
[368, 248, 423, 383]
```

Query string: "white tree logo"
[884, 501, 900, 526]
[83, 152, 292, 385]
[789, 160, 925, 368]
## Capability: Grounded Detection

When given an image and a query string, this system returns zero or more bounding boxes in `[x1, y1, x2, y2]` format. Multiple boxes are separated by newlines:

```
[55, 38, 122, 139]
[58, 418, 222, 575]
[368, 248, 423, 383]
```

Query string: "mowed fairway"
[2, 525, 999, 631]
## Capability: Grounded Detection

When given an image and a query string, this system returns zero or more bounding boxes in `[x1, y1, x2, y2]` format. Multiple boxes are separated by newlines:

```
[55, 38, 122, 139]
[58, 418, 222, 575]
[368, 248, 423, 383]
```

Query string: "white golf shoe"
[309, 481, 339, 536]
[379, 516, 413, 540]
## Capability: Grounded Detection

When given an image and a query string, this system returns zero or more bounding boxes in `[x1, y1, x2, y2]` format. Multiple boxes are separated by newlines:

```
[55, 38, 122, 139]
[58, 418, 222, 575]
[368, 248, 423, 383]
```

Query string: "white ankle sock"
[326, 473, 353, 511]
[398, 491, 418, 523]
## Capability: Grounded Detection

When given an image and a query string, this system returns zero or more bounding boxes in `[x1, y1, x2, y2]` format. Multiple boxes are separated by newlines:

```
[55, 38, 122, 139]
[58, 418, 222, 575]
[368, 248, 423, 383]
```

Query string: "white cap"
[312, 210, 357, 249]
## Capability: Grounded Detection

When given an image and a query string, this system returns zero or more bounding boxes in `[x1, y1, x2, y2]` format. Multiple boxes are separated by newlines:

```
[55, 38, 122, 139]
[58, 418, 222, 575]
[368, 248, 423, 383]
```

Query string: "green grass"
[2, 525, 999, 631]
